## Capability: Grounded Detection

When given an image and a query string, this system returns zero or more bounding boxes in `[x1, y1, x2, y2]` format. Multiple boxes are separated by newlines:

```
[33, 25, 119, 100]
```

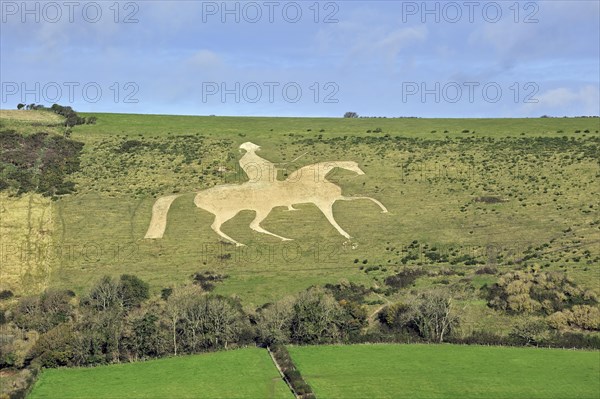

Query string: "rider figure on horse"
[239, 142, 277, 184]
[239, 142, 297, 211]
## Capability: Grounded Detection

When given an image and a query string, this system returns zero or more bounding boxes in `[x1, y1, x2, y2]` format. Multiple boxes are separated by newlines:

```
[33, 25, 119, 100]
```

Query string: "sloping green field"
[288, 344, 600, 399]
[1, 113, 599, 315]
[28, 348, 292, 399]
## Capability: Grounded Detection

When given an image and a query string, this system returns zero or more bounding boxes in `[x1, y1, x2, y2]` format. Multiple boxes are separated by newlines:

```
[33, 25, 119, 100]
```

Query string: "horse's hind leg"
[211, 212, 244, 246]
[339, 196, 388, 213]
[315, 201, 352, 239]
[250, 208, 292, 241]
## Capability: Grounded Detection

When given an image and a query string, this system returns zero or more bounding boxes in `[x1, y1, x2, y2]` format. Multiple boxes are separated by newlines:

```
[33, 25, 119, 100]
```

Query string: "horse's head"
[349, 161, 365, 175]
[322, 161, 365, 176]
[239, 142, 261, 153]
[338, 161, 364, 175]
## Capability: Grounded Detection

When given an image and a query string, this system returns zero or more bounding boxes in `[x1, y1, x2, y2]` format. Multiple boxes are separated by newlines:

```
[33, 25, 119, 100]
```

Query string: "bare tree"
[86, 276, 122, 311]
[164, 284, 201, 356]
[256, 296, 295, 345]
[179, 294, 244, 351]
[201, 296, 244, 349]
[290, 288, 343, 344]
[412, 288, 459, 342]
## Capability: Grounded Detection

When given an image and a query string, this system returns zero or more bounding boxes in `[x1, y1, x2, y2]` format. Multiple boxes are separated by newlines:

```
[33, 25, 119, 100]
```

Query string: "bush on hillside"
[485, 270, 597, 315]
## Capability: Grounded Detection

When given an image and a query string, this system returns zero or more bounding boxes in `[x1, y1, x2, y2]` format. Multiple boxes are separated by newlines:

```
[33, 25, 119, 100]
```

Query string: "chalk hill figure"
[144, 142, 388, 246]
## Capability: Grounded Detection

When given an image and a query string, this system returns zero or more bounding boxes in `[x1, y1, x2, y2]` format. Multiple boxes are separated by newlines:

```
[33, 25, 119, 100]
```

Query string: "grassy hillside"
[73, 112, 600, 139]
[28, 348, 291, 399]
[1, 112, 598, 319]
[289, 344, 600, 399]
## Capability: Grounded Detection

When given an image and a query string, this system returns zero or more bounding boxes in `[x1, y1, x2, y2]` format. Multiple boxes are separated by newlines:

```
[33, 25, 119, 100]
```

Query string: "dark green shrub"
[324, 282, 371, 303]
[119, 274, 150, 309]
[192, 271, 228, 291]
[384, 267, 425, 290]
[475, 266, 497, 275]
[0, 290, 14, 300]
[161, 287, 173, 300]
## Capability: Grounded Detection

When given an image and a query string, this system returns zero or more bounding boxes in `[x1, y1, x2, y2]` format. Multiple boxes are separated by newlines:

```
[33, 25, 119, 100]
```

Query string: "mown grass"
[0, 110, 65, 136]
[0, 110, 63, 124]
[75, 113, 600, 140]
[0, 112, 598, 321]
[288, 344, 600, 399]
[28, 348, 292, 399]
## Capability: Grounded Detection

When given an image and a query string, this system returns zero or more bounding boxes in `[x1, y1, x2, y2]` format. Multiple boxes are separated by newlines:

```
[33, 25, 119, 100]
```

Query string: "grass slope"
[28, 348, 292, 399]
[1, 113, 598, 317]
[289, 344, 600, 399]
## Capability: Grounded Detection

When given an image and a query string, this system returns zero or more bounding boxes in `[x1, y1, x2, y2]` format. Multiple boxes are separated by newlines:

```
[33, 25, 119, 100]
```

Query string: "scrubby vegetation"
[74, 134, 234, 196]
[485, 270, 597, 315]
[0, 130, 83, 197]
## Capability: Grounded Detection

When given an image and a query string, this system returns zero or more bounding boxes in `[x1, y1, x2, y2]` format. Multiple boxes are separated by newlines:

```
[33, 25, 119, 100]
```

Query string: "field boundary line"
[267, 346, 301, 399]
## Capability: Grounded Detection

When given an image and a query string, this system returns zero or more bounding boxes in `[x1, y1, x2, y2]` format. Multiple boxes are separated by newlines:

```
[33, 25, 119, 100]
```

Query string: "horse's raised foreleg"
[314, 201, 352, 239]
[249, 208, 292, 241]
[339, 196, 388, 213]
[211, 212, 244, 247]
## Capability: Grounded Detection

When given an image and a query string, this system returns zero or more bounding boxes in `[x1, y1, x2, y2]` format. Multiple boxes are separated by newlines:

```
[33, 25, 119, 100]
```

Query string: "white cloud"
[186, 50, 224, 69]
[376, 26, 428, 60]
[315, 22, 427, 71]
[522, 85, 600, 116]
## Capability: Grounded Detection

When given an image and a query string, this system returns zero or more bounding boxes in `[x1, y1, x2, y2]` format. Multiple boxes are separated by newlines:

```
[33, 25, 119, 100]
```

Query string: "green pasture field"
[1, 112, 598, 321]
[288, 343, 600, 399]
[28, 347, 292, 399]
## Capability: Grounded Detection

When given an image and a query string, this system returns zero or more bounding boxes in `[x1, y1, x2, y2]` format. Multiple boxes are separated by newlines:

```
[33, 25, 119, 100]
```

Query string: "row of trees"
[17, 103, 46, 111]
[2, 270, 598, 372]
[0, 275, 462, 370]
[0, 276, 362, 368]
[16, 103, 96, 127]
[49, 104, 96, 127]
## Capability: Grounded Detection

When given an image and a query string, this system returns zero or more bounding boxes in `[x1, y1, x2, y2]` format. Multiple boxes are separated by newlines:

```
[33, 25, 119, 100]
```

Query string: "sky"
[1, 0, 599, 117]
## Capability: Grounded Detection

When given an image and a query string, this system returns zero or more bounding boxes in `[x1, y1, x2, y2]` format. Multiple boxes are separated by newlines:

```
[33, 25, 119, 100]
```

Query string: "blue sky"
[1, 0, 598, 117]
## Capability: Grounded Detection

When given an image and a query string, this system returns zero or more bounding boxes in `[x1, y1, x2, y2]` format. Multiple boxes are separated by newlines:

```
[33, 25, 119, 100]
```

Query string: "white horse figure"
[144, 144, 388, 246]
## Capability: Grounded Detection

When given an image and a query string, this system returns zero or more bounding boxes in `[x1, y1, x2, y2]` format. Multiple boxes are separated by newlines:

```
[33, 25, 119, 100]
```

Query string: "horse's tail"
[144, 194, 183, 239]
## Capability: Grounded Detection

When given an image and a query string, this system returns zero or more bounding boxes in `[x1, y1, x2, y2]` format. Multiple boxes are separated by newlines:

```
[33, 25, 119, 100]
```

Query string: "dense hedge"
[1, 366, 40, 399]
[270, 344, 315, 399]
[448, 330, 600, 350]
